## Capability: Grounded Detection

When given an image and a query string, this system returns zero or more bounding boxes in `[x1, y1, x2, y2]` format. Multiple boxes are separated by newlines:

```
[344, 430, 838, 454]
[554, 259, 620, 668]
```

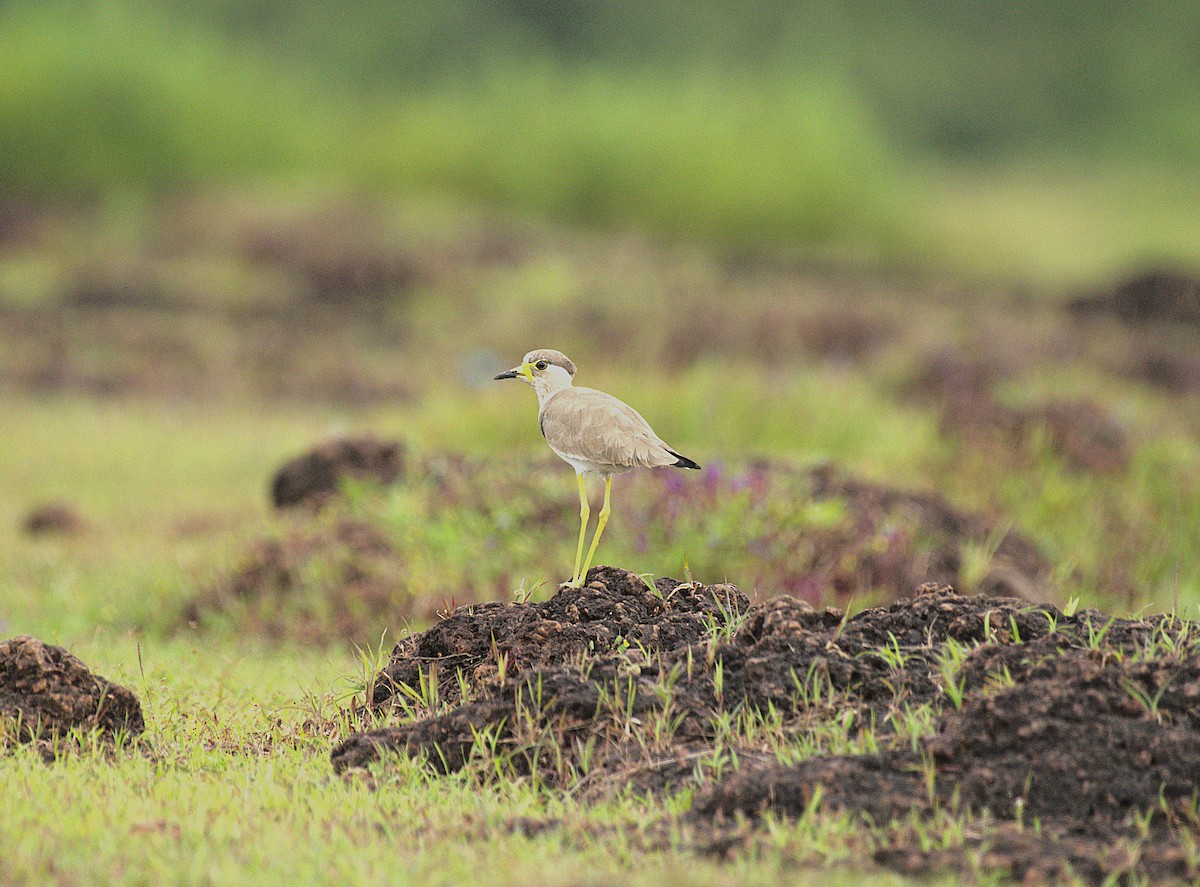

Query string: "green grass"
[0, 635, 957, 887]
[360, 69, 913, 256]
[4, 2, 1200, 280]
[0, 3, 913, 260]
[927, 163, 1200, 286]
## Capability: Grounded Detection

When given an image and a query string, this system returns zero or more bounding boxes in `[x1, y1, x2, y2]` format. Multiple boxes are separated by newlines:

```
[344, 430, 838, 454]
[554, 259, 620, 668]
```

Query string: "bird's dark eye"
[535, 360, 548, 371]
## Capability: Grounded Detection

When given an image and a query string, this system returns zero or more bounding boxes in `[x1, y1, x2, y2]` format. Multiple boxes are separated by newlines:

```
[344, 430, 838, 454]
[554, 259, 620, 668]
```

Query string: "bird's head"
[495, 349, 576, 397]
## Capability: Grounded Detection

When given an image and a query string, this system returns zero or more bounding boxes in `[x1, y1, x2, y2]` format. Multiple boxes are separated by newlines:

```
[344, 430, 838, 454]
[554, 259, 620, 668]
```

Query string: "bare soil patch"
[1126, 351, 1200, 395]
[805, 463, 1051, 598]
[237, 204, 423, 305]
[184, 517, 413, 644]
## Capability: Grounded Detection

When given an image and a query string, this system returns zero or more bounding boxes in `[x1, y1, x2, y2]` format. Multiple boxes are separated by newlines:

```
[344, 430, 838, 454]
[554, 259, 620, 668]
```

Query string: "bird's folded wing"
[540, 388, 677, 469]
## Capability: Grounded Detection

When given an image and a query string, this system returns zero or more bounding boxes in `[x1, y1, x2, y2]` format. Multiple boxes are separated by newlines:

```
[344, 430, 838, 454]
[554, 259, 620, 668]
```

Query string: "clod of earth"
[332, 566, 748, 773]
[906, 353, 1130, 473]
[270, 436, 405, 509]
[804, 463, 1052, 598]
[1127, 351, 1200, 395]
[63, 262, 190, 313]
[332, 573, 1199, 885]
[21, 501, 87, 537]
[238, 204, 423, 305]
[0, 636, 144, 755]
[660, 301, 897, 369]
[695, 638, 1200, 885]
[184, 517, 411, 644]
[1067, 267, 1200, 326]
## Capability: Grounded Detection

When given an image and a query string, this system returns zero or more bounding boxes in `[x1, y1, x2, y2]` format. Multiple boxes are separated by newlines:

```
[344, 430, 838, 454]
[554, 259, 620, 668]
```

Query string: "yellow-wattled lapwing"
[494, 349, 700, 586]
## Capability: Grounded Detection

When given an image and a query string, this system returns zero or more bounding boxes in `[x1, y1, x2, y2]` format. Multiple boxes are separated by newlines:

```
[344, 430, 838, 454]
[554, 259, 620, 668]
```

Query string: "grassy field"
[5, 6, 1200, 882]
[3, 195, 1200, 884]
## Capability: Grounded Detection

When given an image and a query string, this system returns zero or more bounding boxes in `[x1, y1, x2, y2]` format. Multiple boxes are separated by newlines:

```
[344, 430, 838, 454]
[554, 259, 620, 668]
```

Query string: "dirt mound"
[332, 580, 1120, 775]
[1127, 351, 1200, 394]
[934, 644, 1200, 821]
[1032, 399, 1130, 473]
[694, 640, 1200, 824]
[333, 566, 748, 771]
[876, 820, 1196, 887]
[1068, 268, 1200, 326]
[271, 436, 405, 509]
[340, 583, 1142, 763]
[368, 565, 746, 709]
[63, 263, 191, 312]
[21, 501, 87, 536]
[331, 575, 1196, 883]
[905, 352, 1010, 404]
[660, 301, 897, 370]
[906, 354, 1130, 473]
[694, 638, 1200, 884]
[0, 636, 144, 754]
[183, 517, 414, 644]
[806, 464, 1052, 597]
[239, 205, 421, 304]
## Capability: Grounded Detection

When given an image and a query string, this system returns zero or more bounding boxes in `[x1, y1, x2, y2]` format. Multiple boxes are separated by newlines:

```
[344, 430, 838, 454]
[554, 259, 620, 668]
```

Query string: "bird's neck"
[534, 380, 571, 410]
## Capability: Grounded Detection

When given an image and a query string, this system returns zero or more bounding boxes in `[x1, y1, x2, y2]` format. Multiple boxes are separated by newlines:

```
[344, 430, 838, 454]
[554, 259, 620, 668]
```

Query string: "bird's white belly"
[551, 448, 632, 478]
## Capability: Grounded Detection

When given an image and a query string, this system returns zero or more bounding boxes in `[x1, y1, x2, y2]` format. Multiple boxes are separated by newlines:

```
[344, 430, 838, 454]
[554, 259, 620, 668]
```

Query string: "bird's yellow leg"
[569, 472, 590, 586]
[579, 476, 611, 584]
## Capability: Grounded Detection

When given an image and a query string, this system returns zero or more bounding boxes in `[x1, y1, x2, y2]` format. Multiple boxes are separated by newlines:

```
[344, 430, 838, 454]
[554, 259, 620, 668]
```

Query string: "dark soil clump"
[806, 464, 1052, 598]
[0, 636, 144, 755]
[1068, 268, 1200, 326]
[1127, 351, 1200, 394]
[907, 353, 1130, 473]
[22, 501, 87, 536]
[660, 301, 897, 370]
[1032, 399, 1130, 473]
[184, 517, 411, 644]
[334, 580, 1123, 776]
[239, 205, 422, 304]
[332, 573, 1198, 884]
[332, 566, 748, 772]
[271, 436, 405, 509]
[695, 638, 1200, 884]
[368, 565, 746, 710]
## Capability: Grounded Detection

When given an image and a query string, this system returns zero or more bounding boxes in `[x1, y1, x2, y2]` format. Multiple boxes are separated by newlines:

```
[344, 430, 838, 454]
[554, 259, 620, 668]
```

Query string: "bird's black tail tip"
[669, 450, 702, 470]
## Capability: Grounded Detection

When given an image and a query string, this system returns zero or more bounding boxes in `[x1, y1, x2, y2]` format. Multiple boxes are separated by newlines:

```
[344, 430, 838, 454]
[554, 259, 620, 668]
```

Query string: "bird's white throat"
[531, 364, 574, 408]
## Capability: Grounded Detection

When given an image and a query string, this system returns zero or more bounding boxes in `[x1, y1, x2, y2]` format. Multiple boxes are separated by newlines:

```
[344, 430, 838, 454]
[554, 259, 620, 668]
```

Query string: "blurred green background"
[3, 0, 1200, 281]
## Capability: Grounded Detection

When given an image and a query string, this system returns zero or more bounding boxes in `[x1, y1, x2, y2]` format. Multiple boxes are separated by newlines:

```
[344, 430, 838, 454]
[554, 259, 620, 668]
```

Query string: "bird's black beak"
[493, 370, 519, 380]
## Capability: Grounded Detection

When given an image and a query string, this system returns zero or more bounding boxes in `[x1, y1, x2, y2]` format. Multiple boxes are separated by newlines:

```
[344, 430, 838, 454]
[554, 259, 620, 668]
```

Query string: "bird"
[494, 349, 700, 587]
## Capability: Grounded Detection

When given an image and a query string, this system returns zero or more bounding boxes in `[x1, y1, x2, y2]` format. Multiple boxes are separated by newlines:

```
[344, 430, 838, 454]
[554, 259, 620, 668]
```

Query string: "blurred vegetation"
[3, 1, 1200, 273]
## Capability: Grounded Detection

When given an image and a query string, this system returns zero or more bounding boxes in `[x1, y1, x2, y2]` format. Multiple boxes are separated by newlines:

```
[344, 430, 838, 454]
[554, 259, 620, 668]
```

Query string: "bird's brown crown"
[523, 349, 577, 376]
